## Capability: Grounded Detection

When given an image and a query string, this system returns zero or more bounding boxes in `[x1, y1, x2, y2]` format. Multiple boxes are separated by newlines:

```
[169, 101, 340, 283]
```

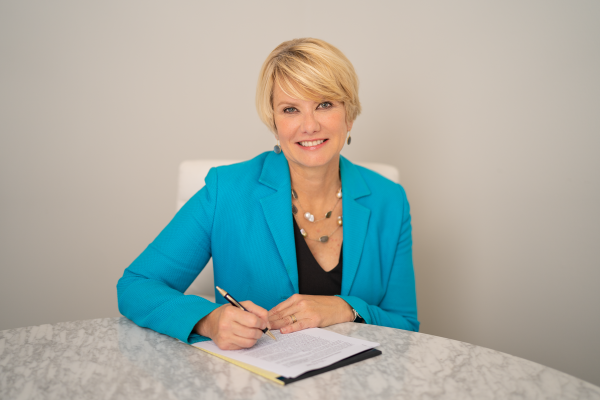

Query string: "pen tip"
[216, 286, 226, 296]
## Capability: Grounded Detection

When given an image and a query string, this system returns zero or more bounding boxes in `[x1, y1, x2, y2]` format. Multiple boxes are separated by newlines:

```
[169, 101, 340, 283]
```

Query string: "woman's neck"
[288, 156, 341, 205]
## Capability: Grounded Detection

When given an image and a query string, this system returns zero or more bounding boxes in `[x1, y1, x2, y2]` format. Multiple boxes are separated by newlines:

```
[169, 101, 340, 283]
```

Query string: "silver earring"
[346, 132, 352, 145]
[274, 139, 282, 154]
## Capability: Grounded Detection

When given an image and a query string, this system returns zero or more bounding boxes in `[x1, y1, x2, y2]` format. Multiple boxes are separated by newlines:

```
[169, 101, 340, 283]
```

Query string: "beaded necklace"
[292, 188, 343, 243]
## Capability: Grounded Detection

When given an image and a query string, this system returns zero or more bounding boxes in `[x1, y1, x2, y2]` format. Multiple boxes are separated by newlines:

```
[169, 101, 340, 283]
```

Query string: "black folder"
[276, 348, 382, 385]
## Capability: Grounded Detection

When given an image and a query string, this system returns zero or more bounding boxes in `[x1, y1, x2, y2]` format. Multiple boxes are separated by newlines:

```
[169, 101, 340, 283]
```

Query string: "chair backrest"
[177, 160, 242, 211]
[178, 158, 400, 300]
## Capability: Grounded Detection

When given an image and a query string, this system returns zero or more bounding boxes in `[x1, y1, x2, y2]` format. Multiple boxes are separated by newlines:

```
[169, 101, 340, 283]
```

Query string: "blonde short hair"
[256, 38, 361, 135]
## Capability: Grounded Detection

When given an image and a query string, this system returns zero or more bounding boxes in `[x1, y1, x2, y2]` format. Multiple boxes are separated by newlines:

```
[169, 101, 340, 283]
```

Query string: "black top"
[293, 218, 343, 295]
[293, 218, 365, 324]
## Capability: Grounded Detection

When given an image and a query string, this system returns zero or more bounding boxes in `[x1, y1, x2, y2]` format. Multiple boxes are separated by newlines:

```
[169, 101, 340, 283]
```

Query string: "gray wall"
[1, 0, 599, 386]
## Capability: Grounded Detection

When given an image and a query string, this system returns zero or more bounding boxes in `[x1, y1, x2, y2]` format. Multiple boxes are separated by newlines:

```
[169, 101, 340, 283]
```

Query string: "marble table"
[1, 317, 599, 399]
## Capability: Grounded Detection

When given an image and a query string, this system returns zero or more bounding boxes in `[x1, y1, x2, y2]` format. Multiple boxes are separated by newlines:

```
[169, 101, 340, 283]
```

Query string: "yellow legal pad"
[194, 347, 285, 385]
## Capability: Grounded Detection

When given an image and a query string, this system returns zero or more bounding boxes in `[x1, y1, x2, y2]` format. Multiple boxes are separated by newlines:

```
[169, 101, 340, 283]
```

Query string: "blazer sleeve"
[338, 186, 420, 332]
[116, 168, 221, 344]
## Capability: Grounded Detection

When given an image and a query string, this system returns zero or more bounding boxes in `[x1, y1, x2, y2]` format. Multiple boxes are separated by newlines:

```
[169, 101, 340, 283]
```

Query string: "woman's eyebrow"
[276, 101, 299, 107]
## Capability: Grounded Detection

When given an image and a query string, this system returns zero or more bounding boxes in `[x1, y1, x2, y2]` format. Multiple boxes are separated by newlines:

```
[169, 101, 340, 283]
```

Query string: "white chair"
[179, 159, 400, 301]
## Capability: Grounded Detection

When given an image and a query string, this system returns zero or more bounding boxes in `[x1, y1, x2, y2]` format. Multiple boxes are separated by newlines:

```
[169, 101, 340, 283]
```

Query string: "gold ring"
[290, 314, 297, 324]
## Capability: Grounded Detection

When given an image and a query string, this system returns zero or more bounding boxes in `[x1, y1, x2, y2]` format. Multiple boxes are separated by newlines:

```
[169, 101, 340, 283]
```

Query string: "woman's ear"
[346, 118, 354, 132]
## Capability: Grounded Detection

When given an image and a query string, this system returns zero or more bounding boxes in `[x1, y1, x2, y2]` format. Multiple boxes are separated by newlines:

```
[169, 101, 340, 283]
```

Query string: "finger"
[268, 306, 293, 324]
[269, 308, 302, 331]
[213, 321, 262, 350]
[269, 316, 291, 330]
[268, 302, 302, 323]
[225, 305, 266, 330]
[230, 321, 264, 341]
[280, 318, 310, 334]
[214, 340, 245, 351]
[268, 301, 302, 324]
[240, 301, 270, 329]
[230, 333, 260, 349]
[215, 336, 255, 350]
[268, 294, 300, 319]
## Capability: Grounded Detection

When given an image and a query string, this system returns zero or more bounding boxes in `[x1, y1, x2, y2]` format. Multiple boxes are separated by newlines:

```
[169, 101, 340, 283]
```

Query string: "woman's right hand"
[194, 301, 270, 350]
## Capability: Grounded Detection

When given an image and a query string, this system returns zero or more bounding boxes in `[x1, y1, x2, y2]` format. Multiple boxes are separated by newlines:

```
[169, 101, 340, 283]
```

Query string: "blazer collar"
[259, 152, 299, 292]
[258, 151, 371, 295]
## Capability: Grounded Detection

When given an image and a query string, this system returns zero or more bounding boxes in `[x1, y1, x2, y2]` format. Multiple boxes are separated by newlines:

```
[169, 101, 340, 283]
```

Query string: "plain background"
[1, 0, 599, 387]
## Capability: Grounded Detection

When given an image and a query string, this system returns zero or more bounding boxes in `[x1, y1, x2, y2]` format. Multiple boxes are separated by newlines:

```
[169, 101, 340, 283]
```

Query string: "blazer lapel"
[259, 152, 299, 293]
[257, 153, 371, 295]
[340, 156, 371, 295]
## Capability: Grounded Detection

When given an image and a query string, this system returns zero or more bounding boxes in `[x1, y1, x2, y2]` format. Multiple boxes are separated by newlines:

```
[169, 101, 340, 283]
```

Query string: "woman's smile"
[297, 139, 328, 149]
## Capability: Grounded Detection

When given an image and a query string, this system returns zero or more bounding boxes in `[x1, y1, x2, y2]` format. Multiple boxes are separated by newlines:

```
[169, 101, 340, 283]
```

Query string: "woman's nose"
[301, 112, 320, 134]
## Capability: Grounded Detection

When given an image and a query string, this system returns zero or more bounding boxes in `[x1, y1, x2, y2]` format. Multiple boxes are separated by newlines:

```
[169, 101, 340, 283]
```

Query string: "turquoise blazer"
[117, 151, 419, 344]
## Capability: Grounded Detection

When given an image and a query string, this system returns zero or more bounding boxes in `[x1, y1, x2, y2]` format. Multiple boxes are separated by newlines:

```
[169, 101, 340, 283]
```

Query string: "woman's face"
[272, 82, 353, 170]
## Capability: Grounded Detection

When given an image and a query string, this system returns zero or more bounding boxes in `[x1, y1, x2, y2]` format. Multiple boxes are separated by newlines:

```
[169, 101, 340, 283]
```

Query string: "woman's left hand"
[268, 294, 354, 334]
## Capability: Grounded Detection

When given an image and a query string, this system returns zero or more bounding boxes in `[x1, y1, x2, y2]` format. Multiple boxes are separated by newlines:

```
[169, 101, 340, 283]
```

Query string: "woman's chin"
[288, 152, 339, 170]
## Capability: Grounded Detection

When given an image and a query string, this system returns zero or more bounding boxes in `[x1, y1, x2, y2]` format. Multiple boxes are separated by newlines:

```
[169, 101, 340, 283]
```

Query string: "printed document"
[192, 328, 380, 378]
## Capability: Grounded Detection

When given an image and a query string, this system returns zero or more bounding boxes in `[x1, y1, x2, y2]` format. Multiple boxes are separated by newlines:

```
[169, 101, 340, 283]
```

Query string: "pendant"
[318, 236, 329, 242]
[292, 204, 298, 215]
[304, 212, 315, 222]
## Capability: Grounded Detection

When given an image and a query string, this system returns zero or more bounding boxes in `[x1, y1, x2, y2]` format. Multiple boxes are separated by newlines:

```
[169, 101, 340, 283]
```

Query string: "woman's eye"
[318, 102, 332, 109]
[283, 107, 297, 113]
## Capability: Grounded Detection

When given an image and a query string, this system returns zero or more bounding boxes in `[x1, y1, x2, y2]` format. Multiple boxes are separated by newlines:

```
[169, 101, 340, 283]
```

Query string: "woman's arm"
[117, 168, 222, 344]
[337, 188, 419, 331]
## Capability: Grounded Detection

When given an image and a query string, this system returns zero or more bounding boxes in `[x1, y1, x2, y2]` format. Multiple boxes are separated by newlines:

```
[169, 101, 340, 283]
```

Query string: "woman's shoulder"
[208, 152, 269, 182]
[205, 152, 280, 201]
[346, 162, 411, 231]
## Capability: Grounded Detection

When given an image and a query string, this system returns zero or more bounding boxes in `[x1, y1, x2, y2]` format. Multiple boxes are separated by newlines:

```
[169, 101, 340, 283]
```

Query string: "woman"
[117, 38, 419, 350]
